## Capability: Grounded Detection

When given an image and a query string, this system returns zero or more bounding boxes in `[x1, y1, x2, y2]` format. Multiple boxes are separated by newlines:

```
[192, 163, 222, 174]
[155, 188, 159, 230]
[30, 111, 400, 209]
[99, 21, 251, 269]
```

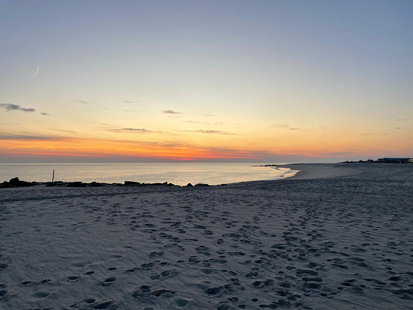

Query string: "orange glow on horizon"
[0, 137, 264, 161]
[1, 131, 407, 162]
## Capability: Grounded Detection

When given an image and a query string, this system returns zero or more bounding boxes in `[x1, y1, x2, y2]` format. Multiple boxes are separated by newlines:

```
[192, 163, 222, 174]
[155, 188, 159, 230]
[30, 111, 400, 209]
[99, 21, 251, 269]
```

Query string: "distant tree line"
[342, 158, 413, 164]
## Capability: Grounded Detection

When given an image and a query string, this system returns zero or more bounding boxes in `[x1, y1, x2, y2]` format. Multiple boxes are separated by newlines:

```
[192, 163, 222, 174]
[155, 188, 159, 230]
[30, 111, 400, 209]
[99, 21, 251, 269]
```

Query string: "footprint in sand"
[0, 287, 8, 298]
[100, 277, 116, 287]
[149, 251, 164, 258]
[175, 298, 191, 308]
[109, 255, 122, 259]
[133, 285, 176, 301]
[33, 291, 49, 298]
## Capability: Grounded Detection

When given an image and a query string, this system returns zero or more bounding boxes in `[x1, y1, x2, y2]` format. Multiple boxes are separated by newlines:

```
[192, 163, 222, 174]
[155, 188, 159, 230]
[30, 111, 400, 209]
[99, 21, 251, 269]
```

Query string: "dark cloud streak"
[0, 132, 70, 141]
[163, 110, 182, 115]
[0, 103, 35, 112]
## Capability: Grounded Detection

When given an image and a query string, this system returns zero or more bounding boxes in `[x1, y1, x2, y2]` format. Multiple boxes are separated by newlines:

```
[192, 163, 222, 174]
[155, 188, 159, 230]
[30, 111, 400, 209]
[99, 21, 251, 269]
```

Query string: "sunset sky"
[1, 0, 412, 163]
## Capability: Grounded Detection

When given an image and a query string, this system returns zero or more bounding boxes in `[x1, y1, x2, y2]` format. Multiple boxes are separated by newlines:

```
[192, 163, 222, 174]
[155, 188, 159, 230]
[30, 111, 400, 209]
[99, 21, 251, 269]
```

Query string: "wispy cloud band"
[182, 130, 238, 135]
[105, 127, 161, 134]
[271, 124, 303, 131]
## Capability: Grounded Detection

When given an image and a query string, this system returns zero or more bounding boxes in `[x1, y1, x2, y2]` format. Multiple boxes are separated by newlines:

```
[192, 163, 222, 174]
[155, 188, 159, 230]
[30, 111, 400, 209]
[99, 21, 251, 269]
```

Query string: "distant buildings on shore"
[343, 158, 413, 164]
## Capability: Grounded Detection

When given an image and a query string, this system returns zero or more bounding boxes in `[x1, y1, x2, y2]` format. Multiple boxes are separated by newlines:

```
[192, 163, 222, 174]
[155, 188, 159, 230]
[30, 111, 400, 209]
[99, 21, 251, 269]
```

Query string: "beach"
[1, 163, 413, 309]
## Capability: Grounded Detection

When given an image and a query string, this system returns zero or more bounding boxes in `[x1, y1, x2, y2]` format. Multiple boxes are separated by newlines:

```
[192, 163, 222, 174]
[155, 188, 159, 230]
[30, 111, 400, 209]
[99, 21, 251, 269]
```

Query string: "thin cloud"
[163, 110, 182, 115]
[367, 148, 390, 153]
[271, 124, 303, 131]
[185, 120, 211, 124]
[272, 124, 289, 128]
[185, 121, 224, 126]
[106, 127, 159, 134]
[182, 130, 238, 135]
[123, 99, 135, 103]
[109, 139, 190, 148]
[361, 133, 371, 136]
[99, 123, 127, 128]
[328, 151, 353, 156]
[396, 127, 403, 130]
[0, 132, 69, 141]
[50, 128, 76, 134]
[0, 103, 35, 112]
[34, 65, 39, 77]
[205, 114, 215, 117]
[122, 109, 138, 113]
[77, 100, 88, 104]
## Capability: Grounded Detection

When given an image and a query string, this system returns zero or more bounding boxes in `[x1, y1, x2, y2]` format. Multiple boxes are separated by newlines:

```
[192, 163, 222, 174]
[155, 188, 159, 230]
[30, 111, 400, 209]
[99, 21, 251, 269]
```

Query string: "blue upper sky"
[1, 0, 412, 162]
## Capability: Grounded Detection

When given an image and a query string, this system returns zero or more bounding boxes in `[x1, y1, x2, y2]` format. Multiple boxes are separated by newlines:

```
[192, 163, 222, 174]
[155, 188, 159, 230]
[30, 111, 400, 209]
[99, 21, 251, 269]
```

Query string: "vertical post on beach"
[52, 169, 55, 183]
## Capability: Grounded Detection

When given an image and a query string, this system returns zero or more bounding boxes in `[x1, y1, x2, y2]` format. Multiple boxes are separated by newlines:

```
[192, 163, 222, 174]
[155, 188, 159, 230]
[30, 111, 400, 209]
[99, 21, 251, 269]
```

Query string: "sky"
[1, 0, 412, 163]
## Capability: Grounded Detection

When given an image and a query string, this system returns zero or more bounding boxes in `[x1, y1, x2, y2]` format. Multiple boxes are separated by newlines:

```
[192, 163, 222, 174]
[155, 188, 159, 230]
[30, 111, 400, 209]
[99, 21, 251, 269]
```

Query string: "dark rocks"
[0, 178, 202, 189]
[124, 181, 141, 186]
[67, 182, 87, 187]
[9, 177, 20, 184]
[48, 181, 107, 187]
[124, 181, 175, 187]
[46, 181, 64, 187]
[0, 178, 34, 188]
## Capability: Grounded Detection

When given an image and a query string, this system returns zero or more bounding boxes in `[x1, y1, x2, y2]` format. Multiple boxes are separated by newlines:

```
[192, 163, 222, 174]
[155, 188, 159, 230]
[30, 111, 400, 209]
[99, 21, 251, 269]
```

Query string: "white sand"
[1, 164, 413, 309]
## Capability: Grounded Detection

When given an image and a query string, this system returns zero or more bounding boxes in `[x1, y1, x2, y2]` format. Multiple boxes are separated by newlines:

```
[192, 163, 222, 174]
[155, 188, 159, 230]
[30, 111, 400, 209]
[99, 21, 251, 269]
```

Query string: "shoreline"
[0, 163, 346, 190]
[276, 163, 359, 180]
[0, 163, 292, 187]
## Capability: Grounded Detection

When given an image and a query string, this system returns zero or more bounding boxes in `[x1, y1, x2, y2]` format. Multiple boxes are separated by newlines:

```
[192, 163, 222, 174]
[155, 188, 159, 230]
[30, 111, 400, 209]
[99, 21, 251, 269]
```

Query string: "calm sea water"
[0, 163, 297, 186]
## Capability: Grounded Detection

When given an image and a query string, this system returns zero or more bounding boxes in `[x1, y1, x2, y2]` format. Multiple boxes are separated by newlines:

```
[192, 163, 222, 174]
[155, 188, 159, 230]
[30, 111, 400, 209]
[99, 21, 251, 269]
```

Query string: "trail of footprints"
[1, 179, 413, 309]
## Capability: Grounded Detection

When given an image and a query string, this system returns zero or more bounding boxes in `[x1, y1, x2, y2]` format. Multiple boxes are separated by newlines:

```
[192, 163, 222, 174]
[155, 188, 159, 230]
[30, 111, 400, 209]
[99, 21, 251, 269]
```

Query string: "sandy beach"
[1, 163, 413, 310]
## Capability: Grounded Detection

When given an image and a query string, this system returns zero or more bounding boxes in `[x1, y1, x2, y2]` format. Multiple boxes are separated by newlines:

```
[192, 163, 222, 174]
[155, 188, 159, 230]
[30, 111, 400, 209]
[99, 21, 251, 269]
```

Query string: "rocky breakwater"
[0, 177, 37, 188]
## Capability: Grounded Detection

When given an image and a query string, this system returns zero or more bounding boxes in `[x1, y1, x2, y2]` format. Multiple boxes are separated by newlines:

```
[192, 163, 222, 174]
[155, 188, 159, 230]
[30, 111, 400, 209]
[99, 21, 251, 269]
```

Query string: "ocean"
[0, 163, 297, 186]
